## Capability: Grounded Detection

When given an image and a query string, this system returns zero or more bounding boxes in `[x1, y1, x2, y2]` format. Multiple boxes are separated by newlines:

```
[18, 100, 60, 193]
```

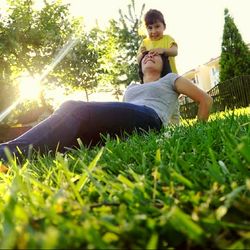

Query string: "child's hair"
[138, 52, 172, 83]
[144, 9, 166, 27]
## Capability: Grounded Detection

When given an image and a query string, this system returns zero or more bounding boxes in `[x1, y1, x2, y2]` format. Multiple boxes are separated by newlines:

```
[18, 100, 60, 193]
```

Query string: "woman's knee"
[59, 100, 78, 110]
[56, 100, 85, 114]
[55, 100, 91, 124]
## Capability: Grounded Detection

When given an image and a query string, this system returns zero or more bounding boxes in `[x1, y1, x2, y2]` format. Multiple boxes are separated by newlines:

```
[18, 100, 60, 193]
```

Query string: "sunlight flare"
[19, 75, 41, 100]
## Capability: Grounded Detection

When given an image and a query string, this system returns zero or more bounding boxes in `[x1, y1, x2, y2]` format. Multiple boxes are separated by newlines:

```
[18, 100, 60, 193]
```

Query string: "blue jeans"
[0, 101, 162, 161]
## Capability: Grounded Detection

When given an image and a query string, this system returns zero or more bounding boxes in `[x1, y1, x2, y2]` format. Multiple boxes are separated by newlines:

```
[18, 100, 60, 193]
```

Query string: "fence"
[180, 75, 250, 119]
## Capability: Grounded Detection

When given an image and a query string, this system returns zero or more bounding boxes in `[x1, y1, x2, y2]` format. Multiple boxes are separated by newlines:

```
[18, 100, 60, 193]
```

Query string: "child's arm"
[150, 44, 178, 57]
[137, 45, 147, 63]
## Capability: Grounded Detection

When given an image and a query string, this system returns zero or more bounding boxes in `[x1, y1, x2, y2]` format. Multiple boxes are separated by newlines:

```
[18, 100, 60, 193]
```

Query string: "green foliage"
[56, 30, 101, 101]
[116, 0, 145, 84]
[0, 80, 18, 113]
[99, 0, 145, 92]
[0, 0, 146, 113]
[0, 108, 249, 249]
[1, 0, 65, 75]
[0, 0, 82, 115]
[219, 8, 250, 82]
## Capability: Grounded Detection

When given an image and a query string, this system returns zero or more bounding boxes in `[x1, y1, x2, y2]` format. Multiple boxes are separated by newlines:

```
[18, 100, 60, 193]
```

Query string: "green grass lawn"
[0, 107, 249, 249]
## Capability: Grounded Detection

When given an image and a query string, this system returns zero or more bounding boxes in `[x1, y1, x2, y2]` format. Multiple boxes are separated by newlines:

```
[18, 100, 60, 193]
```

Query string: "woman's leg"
[0, 101, 89, 161]
[74, 101, 162, 145]
[0, 100, 162, 161]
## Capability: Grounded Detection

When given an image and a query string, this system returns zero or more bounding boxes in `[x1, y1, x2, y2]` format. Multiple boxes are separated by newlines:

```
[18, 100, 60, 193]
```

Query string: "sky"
[63, 0, 250, 75]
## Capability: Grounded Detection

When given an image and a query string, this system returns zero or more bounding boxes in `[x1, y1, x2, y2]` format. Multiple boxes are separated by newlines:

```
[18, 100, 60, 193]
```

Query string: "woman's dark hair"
[138, 52, 172, 83]
[144, 9, 166, 27]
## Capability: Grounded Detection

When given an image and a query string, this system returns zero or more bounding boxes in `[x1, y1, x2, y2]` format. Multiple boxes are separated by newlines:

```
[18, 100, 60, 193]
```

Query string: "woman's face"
[141, 52, 163, 75]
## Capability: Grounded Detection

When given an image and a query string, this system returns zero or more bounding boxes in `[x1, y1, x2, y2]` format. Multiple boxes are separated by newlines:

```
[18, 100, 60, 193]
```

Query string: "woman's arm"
[174, 76, 213, 121]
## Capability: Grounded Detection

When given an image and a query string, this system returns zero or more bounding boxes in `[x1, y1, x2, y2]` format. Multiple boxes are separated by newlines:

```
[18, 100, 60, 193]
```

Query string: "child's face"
[146, 21, 165, 41]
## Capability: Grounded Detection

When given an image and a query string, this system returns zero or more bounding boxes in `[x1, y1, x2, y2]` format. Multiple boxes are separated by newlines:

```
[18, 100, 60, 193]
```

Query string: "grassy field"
[0, 107, 249, 249]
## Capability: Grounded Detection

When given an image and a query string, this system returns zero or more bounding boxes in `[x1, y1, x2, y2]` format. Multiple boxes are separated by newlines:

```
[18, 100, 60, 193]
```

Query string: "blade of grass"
[76, 147, 104, 192]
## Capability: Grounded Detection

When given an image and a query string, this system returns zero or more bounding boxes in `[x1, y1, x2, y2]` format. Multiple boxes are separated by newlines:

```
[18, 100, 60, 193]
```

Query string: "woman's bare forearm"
[175, 76, 213, 121]
[197, 95, 213, 121]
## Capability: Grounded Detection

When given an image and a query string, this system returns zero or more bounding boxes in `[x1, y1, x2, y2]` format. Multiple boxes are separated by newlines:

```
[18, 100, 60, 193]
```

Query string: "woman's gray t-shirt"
[123, 73, 180, 126]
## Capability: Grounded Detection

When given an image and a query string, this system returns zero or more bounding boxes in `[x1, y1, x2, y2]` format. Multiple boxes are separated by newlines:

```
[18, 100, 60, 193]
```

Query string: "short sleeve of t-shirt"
[166, 35, 178, 48]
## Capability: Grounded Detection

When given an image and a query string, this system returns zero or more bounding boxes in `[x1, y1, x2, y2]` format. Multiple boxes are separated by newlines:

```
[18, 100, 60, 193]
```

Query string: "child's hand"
[149, 48, 166, 55]
[140, 46, 147, 54]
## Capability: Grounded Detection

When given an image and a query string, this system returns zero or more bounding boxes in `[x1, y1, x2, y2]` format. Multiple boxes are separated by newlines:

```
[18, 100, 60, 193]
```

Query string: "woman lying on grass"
[0, 51, 213, 169]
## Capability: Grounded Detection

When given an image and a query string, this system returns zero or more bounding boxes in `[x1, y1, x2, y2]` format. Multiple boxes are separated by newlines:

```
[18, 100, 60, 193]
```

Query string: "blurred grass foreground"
[0, 107, 249, 249]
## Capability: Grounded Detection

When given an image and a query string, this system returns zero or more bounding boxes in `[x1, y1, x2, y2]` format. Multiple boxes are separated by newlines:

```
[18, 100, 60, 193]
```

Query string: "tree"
[2, 0, 80, 75]
[116, 0, 145, 84]
[0, 0, 84, 119]
[58, 29, 101, 101]
[96, 0, 145, 100]
[219, 8, 250, 82]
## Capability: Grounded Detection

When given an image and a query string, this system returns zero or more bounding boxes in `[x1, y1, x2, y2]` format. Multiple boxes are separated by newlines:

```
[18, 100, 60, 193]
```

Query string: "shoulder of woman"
[127, 82, 140, 88]
[161, 73, 181, 87]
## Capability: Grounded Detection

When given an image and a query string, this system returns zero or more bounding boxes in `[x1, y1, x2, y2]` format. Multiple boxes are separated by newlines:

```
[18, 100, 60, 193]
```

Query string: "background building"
[180, 43, 250, 105]
[182, 56, 220, 92]
[180, 56, 220, 105]
[182, 43, 250, 92]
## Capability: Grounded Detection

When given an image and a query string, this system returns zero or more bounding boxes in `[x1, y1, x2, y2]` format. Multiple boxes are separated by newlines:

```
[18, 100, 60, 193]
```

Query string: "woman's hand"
[175, 76, 213, 121]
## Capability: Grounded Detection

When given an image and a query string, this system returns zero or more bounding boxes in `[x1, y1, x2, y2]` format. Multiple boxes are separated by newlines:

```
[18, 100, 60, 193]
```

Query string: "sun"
[18, 75, 41, 100]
